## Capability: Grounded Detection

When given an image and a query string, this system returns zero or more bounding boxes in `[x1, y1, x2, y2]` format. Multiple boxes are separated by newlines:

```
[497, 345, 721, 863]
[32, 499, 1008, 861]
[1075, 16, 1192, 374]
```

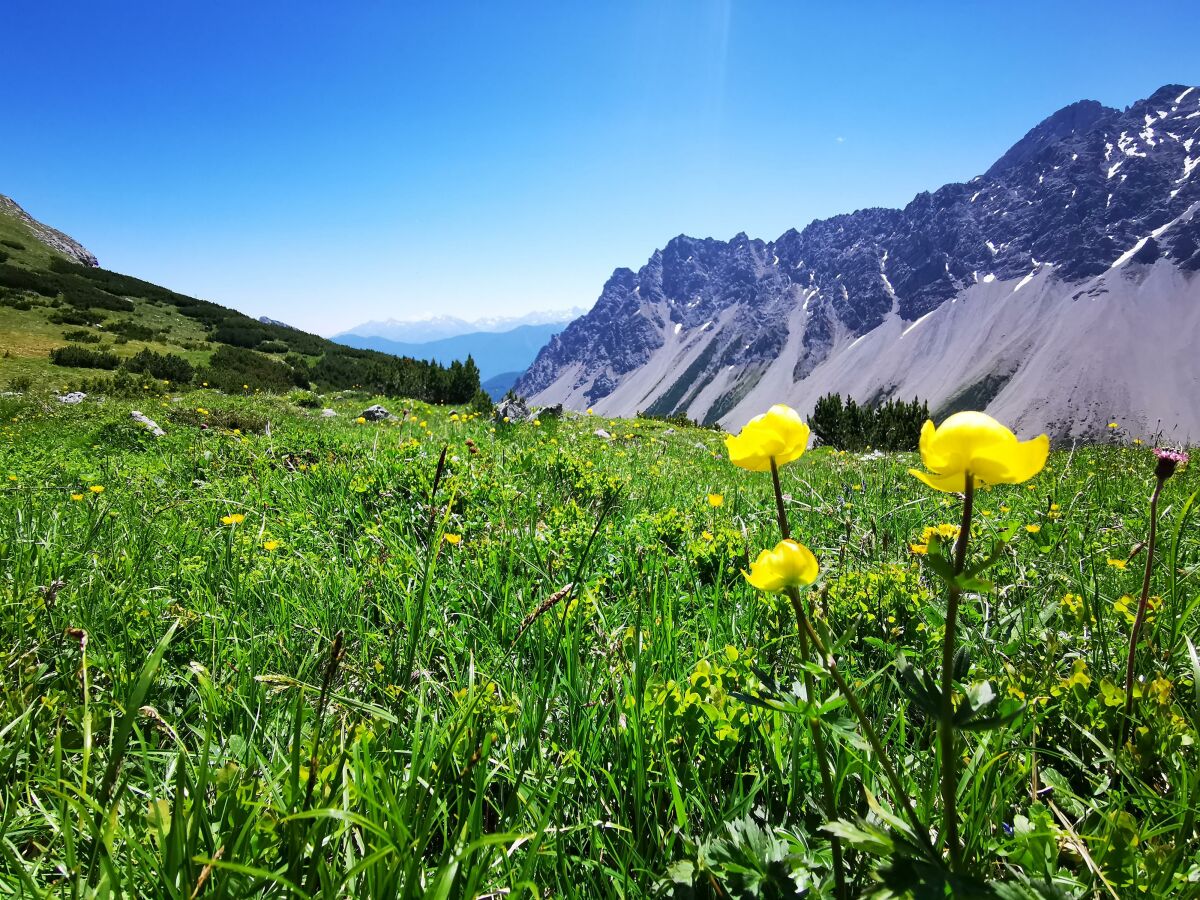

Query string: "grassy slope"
[1, 389, 1196, 896]
[0, 210, 209, 384]
[0, 204, 438, 393]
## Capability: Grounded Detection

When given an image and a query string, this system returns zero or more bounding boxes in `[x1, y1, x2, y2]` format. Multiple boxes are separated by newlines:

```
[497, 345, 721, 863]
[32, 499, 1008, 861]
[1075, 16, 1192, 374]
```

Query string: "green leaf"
[822, 819, 894, 856]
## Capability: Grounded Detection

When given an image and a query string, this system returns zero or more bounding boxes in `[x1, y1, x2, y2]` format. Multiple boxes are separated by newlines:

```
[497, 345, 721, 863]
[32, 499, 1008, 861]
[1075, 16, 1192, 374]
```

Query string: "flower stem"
[939, 473, 974, 873]
[795, 603, 937, 858]
[1120, 475, 1164, 747]
[770, 458, 846, 900]
[769, 458, 792, 541]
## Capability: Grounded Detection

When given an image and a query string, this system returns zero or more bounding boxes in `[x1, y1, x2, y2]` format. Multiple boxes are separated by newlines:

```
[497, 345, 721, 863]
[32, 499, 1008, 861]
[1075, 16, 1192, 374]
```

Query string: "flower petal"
[908, 467, 968, 494]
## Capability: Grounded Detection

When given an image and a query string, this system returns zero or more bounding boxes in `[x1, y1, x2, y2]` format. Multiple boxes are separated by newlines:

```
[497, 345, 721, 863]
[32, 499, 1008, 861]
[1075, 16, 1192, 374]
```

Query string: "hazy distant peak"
[336, 307, 587, 342]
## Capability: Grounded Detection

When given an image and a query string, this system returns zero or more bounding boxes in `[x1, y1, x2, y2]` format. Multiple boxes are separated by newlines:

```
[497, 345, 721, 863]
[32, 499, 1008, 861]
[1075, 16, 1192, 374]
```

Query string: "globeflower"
[221, 513, 246, 525]
[707, 493, 724, 508]
[744, 539, 819, 593]
[724, 404, 810, 472]
[908, 411, 1049, 493]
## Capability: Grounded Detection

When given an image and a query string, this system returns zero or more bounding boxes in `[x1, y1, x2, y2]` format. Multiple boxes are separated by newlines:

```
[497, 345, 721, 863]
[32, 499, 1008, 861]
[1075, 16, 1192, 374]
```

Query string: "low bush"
[49, 309, 100, 326]
[62, 329, 103, 344]
[202, 345, 308, 393]
[122, 348, 194, 384]
[108, 319, 159, 342]
[49, 344, 120, 370]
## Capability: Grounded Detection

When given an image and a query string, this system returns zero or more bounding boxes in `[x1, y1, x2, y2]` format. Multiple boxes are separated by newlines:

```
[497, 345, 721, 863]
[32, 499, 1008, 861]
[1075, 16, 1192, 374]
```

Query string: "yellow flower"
[262, 540, 281, 551]
[6, 474, 16, 482]
[707, 493, 724, 508]
[1025, 524, 1041, 533]
[909, 543, 929, 556]
[356, 416, 366, 424]
[1148, 676, 1173, 705]
[70, 493, 84, 501]
[724, 404, 810, 472]
[587, 408, 594, 415]
[1107, 557, 1128, 570]
[744, 539, 819, 593]
[88, 485, 105, 494]
[1108, 422, 1119, 429]
[221, 513, 246, 525]
[444, 533, 462, 545]
[1062, 659, 1091, 690]
[908, 411, 1049, 493]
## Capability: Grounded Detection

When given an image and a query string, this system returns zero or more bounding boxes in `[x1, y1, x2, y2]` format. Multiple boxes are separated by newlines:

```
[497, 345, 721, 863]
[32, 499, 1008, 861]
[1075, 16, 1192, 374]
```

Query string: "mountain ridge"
[516, 84, 1200, 440]
[335, 308, 585, 344]
[335, 321, 567, 382]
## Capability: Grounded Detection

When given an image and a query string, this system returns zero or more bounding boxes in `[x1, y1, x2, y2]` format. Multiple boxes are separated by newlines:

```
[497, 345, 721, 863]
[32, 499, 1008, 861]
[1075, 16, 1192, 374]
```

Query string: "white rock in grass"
[130, 410, 165, 437]
[58, 392, 87, 404]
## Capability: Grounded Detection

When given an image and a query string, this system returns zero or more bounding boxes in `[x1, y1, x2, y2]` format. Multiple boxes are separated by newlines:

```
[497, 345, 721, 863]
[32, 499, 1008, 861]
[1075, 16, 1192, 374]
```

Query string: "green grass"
[0, 390, 1197, 897]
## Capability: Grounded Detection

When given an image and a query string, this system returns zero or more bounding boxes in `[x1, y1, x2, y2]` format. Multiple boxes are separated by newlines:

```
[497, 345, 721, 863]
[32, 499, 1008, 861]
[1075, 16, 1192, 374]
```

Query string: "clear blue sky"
[3, 1, 1196, 335]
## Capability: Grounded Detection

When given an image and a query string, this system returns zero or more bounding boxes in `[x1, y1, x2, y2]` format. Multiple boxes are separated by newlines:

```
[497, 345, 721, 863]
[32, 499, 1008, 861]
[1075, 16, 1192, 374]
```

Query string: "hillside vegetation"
[0, 203, 482, 404]
[1, 387, 1196, 897]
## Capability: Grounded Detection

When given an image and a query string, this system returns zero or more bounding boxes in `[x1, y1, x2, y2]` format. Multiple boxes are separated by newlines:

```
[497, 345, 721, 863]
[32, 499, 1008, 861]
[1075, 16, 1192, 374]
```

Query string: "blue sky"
[4, 1, 1197, 335]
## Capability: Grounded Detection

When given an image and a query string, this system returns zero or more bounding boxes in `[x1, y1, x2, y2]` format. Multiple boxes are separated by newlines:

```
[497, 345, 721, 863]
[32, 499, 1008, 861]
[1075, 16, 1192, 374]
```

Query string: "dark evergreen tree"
[806, 392, 929, 451]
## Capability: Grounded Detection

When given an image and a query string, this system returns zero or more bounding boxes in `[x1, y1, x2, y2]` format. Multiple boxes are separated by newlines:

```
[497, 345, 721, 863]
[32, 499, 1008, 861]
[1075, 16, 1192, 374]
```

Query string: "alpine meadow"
[2, 382, 1197, 897]
[3, 4, 1200, 898]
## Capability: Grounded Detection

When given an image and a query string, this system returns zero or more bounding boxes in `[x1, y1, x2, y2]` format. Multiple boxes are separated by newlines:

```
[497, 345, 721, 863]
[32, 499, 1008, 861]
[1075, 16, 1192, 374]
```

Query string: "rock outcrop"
[516, 85, 1200, 441]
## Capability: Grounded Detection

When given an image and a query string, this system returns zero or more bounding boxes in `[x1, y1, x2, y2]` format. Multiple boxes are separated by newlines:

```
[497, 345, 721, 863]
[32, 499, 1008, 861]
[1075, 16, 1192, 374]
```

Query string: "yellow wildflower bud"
[908, 411, 1048, 493]
[724, 404, 810, 472]
[744, 539, 819, 593]
[707, 493, 724, 508]
[443, 533, 462, 545]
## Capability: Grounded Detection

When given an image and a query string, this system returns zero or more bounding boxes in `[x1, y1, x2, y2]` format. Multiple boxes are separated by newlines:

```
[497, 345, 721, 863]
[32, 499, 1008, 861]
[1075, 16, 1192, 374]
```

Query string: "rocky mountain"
[0, 194, 98, 267]
[516, 84, 1200, 441]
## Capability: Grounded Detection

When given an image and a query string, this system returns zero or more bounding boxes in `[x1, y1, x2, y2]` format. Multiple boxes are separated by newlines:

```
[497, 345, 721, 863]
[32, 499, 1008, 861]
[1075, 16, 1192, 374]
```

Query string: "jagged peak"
[985, 98, 1115, 178]
[1137, 83, 1196, 110]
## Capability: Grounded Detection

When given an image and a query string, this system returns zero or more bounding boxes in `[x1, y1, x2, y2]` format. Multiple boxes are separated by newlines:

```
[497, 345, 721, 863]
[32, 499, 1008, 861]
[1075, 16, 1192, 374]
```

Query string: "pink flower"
[1153, 448, 1189, 481]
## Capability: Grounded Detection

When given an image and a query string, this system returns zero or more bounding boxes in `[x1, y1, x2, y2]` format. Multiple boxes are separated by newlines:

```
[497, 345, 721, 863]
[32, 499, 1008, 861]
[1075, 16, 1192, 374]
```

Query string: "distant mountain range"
[334, 322, 570, 398]
[335, 308, 585, 344]
[516, 84, 1200, 441]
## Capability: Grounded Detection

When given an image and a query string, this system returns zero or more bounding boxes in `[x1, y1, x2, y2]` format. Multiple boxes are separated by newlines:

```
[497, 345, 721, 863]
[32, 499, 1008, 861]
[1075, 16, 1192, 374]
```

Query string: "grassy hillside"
[1, 388, 1196, 896]
[0, 200, 482, 404]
